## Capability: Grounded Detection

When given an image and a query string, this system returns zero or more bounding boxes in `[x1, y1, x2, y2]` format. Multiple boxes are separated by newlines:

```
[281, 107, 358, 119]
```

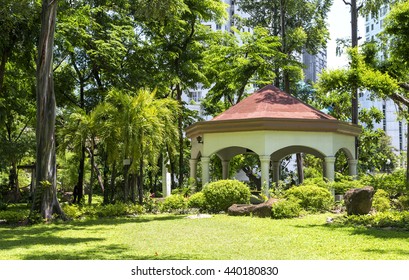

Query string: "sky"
[326, 0, 366, 69]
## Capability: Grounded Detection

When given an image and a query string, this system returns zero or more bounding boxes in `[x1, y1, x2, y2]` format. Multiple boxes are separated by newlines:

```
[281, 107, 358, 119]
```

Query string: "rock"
[250, 194, 265, 205]
[344, 186, 374, 215]
[252, 198, 279, 218]
[227, 204, 256, 216]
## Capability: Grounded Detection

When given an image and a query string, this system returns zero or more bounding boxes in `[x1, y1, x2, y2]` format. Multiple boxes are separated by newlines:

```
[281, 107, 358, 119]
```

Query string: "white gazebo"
[186, 85, 361, 196]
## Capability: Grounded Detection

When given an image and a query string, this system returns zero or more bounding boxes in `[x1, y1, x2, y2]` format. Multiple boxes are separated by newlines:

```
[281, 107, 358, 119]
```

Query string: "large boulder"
[252, 198, 279, 218]
[344, 186, 375, 215]
[227, 204, 256, 216]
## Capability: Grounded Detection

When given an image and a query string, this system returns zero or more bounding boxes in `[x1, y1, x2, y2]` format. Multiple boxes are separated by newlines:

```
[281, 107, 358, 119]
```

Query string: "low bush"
[160, 194, 187, 213]
[397, 195, 409, 211]
[339, 211, 409, 230]
[202, 180, 251, 213]
[361, 169, 408, 197]
[0, 210, 29, 224]
[285, 184, 333, 212]
[187, 192, 206, 210]
[62, 204, 85, 219]
[0, 201, 7, 211]
[372, 189, 391, 212]
[271, 199, 301, 219]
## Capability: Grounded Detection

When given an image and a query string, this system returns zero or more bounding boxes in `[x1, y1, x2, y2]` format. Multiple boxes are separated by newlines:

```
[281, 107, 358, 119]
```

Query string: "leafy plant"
[360, 169, 408, 198]
[187, 192, 206, 210]
[0, 210, 29, 224]
[285, 184, 333, 212]
[271, 199, 301, 219]
[372, 189, 391, 212]
[202, 180, 251, 213]
[160, 194, 187, 213]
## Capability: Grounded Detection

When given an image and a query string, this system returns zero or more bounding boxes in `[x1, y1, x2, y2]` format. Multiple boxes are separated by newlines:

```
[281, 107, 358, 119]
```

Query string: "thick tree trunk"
[31, 0, 66, 221]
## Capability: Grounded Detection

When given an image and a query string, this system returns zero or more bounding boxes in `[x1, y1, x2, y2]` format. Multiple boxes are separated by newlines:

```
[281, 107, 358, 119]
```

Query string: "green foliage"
[331, 173, 364, 195]
[95, 203, 144, 218]
[160, 194, 187, 213]
[61, 202, 144, 219]
[271, 199, 301, 219]
[0, 201, 7, 211]
[285, 185, 333, 212]
[187, 192, 206, 209]
[397, 195, 409, 211]
[360, 169, 408, 198]
[202, 180, 251, 213]
[372, 189, 391, 212]
[0, 209, 29, 224]
[339, 211, 409, 230]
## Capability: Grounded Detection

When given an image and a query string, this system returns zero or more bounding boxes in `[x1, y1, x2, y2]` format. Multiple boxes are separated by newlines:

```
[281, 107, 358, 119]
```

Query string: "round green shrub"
[372, 189, 391, 212]
[271, 199, 301, 219]
[202, 180, 251, 213]
[160, 194, 187, 212]
[285, 184, 333, 212]
[187, 192, 206, 209]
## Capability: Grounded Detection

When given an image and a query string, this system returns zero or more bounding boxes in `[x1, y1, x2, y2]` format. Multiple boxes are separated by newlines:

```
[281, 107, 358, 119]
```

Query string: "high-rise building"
[359, 4, 407, 160]
[183, 0, 328, 119]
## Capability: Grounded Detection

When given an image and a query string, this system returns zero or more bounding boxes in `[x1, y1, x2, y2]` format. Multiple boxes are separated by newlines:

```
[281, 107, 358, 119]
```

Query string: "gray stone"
[227, 204, 256, 216]
[344, 186, 374, 215]
[252, 198, 279, 218]
[250, 194, 265, 205]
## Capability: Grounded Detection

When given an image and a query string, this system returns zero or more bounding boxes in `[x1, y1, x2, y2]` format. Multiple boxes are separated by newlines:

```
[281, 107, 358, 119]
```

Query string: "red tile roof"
[211, 85, 336, 121]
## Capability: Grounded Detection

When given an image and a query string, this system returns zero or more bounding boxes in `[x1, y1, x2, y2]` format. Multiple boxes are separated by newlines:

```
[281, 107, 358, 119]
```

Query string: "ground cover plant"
[2, 213, 409, 260]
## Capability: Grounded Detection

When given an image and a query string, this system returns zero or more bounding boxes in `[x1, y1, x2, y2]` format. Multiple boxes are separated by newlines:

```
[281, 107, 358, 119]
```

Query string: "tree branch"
[342, 0, 352, 6]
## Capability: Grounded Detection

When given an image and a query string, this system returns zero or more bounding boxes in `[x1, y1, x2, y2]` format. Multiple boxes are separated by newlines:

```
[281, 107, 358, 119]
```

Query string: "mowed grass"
[1, 213, 409, 260]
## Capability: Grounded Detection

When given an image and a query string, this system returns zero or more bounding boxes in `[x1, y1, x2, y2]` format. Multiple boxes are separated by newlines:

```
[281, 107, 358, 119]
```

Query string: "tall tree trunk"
[88, 141, 95, 205]
[31, 0, 66, 221]
[138, 157, 144, 204]
[9, 161, 21, 202]
[0, 49, 10, 94]
[109, 161, 117, 203]
[176, 84, 184, 188]
[406, 121, 409, 183]
[296, 153, 304, 185]
[350, 0, 359, 160]
[76, 144, 85, 203]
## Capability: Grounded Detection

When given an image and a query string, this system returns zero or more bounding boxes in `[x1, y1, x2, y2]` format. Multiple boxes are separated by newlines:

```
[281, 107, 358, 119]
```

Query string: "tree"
[0, 0, 40, 202]
[239, 0, 332, 93]
[30, 0, 66, 221]
[203, 26, 283, 111]
[92, 88, 180, 203]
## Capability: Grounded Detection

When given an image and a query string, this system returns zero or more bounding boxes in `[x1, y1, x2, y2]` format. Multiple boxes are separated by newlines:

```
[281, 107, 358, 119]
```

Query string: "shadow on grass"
[0, 214, 187, 259]
[294, 221, 409, 240]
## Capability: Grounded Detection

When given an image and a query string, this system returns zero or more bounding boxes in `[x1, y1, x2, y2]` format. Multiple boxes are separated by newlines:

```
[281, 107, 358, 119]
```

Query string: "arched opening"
[270, 146, 327, 187]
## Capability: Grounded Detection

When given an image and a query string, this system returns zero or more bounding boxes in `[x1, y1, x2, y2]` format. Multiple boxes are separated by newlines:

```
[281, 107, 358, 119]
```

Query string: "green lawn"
[1, 213, 409, 260]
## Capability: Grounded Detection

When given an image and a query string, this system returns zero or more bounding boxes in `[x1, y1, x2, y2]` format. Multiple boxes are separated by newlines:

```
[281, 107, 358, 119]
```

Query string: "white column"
[189, 159, 198, 185]
[162, 158, 171, 197]
[348, 159, 358, 178]
[324, 156, 336, 181]
[201, 156, 210, 186]
[260, 155, 271, 197]
[222, 160, 229, 179]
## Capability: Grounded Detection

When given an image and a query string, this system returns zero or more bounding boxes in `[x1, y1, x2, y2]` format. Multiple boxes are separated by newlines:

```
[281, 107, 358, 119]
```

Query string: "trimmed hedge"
[285, 184, 333, 212]
[202, 180, 251, 213]
[271, 199, 301, 219]
[372, 189, 391, 212]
